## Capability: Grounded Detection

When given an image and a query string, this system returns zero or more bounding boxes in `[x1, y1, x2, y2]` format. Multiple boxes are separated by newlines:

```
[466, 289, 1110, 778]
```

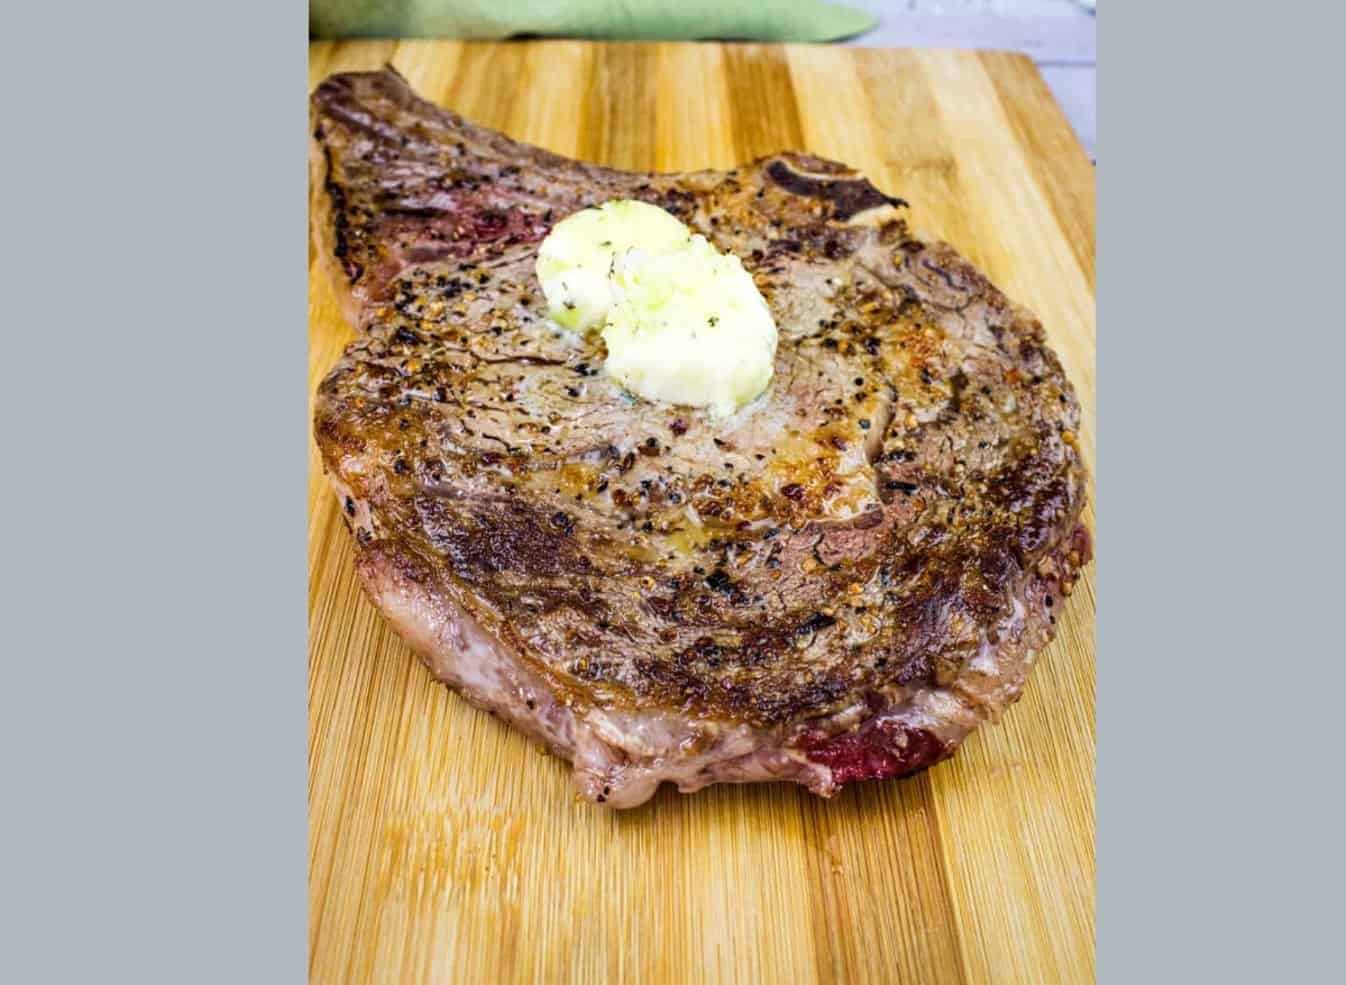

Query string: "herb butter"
[536, 200, 777, 416]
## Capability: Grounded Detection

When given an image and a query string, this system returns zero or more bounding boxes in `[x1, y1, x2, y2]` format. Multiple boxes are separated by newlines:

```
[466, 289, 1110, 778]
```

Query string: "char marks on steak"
[310, 67, 1093, 808]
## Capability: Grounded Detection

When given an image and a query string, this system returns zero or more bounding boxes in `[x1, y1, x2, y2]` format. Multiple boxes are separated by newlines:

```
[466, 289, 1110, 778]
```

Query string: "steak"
[310, 67, 1093, 808]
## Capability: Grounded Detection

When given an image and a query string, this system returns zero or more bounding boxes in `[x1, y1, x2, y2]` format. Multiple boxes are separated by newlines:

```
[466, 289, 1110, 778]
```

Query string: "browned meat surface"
[310, 67, 1092, 808]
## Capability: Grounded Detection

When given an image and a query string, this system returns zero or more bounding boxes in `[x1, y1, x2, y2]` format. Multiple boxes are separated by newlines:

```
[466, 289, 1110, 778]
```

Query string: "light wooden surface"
[308, 40, 1096, 985]
[845, 4, 1098, 155]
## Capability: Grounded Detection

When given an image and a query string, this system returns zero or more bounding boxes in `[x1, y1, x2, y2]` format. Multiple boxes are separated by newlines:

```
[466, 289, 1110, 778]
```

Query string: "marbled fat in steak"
[310, 67, 1092, 808]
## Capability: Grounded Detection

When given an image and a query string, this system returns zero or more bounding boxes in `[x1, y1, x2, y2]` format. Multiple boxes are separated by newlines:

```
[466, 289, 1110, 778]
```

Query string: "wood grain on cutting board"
[308, 40, 1096, 985]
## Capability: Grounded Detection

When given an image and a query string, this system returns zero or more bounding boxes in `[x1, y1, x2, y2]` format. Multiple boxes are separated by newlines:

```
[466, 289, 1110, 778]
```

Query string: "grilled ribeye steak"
[311, 68, 1092, 808]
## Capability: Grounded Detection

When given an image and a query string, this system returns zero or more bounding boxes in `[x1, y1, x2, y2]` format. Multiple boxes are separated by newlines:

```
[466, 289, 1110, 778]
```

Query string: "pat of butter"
[536, 200, 689, 334]
[536, 200, 777, 416]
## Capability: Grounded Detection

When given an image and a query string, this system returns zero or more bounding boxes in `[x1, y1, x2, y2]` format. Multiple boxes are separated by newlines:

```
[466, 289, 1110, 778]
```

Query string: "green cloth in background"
[310, 1, 878, 43]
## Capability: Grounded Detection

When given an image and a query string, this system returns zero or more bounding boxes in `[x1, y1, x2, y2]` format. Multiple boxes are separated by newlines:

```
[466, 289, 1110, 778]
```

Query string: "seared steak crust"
[311, 68, 1092, 807]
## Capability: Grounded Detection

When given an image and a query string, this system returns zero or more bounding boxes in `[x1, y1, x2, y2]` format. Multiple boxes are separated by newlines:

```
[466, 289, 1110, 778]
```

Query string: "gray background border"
[1, 1, 308, 981]
[2, 1, 1341, 981]
[1099, 2, 1342, 981]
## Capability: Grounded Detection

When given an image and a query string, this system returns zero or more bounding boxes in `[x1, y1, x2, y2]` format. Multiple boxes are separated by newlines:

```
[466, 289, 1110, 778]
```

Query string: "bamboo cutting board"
[308, 40, 1096, 985]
